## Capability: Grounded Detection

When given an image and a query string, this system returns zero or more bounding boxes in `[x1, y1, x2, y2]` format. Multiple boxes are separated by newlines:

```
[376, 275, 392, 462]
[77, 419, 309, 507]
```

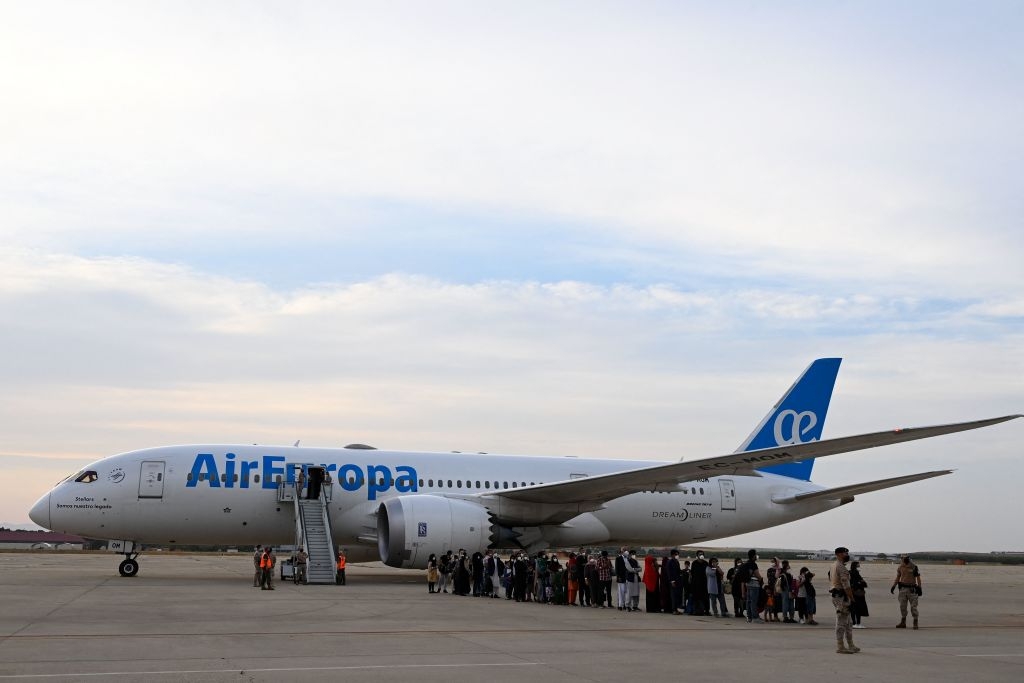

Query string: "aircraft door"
[719, 479, 736, 511]
[138, 461, 166, 499]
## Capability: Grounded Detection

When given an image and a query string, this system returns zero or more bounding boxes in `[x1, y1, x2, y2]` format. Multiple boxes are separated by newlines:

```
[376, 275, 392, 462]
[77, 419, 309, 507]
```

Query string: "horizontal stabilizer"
[771, 470, 952, 504]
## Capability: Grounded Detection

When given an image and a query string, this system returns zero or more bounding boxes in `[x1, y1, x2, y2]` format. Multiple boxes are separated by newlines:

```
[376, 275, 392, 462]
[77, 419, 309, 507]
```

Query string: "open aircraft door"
[719, 479, 736, 511]
[138, 461, 166, 498]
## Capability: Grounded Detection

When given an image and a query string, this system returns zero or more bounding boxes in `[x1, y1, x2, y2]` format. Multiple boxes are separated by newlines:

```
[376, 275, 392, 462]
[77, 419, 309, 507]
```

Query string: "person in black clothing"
[575, 550, 589, 605]
[453, 549, 471, 595]
[681, 560, 692, 613]
[690, 551, 710, 616]
[471, 551, 484, 597]
[666, 549, 683, 614]
[850, 560, 869, 627]
[727, 558, 744, 617]
[512, 553, 529, 602]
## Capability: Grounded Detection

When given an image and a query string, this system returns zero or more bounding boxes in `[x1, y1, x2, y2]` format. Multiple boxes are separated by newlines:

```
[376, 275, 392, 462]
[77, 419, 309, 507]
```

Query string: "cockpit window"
[74, 470, 99, 483]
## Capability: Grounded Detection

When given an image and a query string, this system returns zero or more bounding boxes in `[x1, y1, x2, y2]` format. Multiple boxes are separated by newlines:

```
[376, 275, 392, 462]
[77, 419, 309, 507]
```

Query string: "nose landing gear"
[118, 556, 140, 577]
[109, 540, 141, 577]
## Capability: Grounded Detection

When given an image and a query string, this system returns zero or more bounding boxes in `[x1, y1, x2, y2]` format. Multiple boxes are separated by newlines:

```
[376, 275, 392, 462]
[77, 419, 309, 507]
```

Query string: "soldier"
[890, 554, 922, 629]
[830, 546, 860, 654]
[252, 545, 263, 587]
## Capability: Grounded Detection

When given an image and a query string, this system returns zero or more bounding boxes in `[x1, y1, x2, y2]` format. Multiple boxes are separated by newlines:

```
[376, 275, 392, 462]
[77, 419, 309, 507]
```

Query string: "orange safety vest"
[260, 552, 272, 569]
[337, 555, 346, 569]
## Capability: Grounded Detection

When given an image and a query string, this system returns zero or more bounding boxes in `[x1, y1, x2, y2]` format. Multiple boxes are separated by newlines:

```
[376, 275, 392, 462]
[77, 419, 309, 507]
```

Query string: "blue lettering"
[367, 465, 392, 500]
[395, 465, 417, 493]
[339, 464, 364, 492]
[184, 454, 416, 499]
[262, 456, 285, 489]
[187, 454, 220, 488]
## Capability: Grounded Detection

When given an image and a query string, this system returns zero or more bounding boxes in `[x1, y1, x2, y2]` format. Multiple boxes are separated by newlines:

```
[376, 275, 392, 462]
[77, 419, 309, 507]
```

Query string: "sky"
[1, 1, 1021, 553]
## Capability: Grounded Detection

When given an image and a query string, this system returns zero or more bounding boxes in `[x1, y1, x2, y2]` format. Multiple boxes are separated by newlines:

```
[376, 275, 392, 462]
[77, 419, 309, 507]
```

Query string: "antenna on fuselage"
[294, 440, 301, 447]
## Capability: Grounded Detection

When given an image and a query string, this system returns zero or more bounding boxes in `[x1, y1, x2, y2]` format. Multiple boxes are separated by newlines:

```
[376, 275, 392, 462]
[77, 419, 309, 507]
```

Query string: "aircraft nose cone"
[29, 492, 51, 529]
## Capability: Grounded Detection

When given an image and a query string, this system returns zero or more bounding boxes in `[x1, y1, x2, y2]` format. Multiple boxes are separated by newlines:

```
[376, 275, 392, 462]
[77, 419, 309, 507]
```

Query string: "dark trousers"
[671, 584, 683, 612]
[336, 568, 346, 585]
[602, 580, 613, 606]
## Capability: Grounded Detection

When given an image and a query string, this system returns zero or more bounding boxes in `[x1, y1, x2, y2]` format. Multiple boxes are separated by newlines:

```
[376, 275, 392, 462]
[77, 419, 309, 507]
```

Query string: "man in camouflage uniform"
[830, 546, 860, 654]
[890, 554, 922, 629]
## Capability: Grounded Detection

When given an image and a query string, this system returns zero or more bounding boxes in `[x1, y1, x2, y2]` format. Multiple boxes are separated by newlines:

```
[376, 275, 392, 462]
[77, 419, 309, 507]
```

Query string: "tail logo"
[773, 410, 818, 445]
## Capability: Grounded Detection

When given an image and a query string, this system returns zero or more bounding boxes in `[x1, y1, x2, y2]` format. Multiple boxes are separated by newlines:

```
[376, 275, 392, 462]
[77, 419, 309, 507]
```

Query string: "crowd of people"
[425, 546, 871, 626]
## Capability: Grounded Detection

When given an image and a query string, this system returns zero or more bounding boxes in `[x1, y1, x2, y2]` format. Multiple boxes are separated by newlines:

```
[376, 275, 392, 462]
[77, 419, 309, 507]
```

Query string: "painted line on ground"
[0, 662, 541, 679]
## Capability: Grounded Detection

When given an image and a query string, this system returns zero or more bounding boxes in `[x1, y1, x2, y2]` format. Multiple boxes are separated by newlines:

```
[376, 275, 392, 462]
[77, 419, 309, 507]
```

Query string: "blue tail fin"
[734, 358, 842, 481]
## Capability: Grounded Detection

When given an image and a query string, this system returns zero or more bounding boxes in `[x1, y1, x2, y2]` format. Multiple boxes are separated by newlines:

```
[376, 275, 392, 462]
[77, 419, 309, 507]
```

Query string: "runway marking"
[955, 654, 1024, 657]
[0, 662, 541, 679]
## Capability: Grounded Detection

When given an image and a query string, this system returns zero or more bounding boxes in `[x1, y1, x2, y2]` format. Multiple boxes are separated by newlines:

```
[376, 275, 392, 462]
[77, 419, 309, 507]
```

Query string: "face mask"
[697, 554, 704, 560]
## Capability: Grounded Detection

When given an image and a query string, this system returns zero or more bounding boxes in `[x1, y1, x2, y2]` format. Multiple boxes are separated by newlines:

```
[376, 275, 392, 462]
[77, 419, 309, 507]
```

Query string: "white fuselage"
[33, 445, 840, 561]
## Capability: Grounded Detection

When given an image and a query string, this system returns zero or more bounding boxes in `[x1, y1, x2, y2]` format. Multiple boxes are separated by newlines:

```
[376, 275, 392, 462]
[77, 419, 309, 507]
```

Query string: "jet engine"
[377, 495, 498, 569]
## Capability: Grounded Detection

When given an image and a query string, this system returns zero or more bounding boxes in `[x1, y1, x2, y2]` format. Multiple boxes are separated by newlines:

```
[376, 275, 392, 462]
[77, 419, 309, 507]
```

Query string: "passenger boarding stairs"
[279, 465, 337, 584]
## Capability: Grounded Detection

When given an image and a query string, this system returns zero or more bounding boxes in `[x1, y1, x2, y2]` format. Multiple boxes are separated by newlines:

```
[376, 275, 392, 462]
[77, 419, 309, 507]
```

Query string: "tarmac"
[0, 552, 1021, 682]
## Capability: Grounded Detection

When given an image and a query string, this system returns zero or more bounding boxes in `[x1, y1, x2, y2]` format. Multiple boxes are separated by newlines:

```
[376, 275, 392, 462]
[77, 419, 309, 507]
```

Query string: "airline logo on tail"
[773, 409, 818, 445]
[737, 357, 842, 481]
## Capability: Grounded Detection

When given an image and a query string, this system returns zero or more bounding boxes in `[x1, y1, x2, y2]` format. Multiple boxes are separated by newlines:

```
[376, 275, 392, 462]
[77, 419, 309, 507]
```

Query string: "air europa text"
[185, 453, 418, 500]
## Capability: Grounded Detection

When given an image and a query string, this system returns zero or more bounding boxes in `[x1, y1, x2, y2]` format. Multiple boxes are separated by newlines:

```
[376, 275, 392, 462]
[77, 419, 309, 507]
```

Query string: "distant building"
[0, 530, 85, 550]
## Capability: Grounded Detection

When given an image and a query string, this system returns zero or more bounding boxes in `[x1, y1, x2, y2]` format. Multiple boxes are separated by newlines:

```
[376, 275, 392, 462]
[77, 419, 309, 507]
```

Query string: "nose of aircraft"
[29, 492, 51, 529]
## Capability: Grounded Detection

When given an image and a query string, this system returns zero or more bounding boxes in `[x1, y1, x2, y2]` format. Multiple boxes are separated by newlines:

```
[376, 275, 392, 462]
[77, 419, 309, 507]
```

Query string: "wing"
[770, 470, 952, 504]
[478, 414, 1019, 525]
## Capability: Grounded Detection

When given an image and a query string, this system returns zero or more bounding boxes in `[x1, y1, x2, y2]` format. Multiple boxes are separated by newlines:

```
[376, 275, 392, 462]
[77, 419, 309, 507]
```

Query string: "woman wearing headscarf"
[426, 553, 439, 594]
[644, 553, 661, 612]
[850, 560, 869, 628]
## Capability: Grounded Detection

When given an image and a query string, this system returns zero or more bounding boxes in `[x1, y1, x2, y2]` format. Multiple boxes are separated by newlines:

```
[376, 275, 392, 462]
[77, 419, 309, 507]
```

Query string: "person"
[680, 560, 692, 613]
[535, 552, 550, 603]
[659, 554, 672, 613]
[740, 549, 764, 623]
[566, 553, 579, 606]
[615, 547, 631, 611]
[513, 552, 529, 602]
[626, 550, 642, 611]
[690, 551, 710, 616]
[335, 551, 347, 585]
[891, 554, 922, 629]
[802, 567, 819, 625]
[426, 553, 439, 593]
[727, 558, 744, 617]
[850, 561, 869, 628]
[707, 557, 729, 617]
[252, 545, 263, 587]
[438, 551, 452, 594]
[259, 546, 276, 590]
[293, 548, 308, 585]
[796, 566, 808, 623]
[644, 554, 661, 613]
[471, 551, 484, 597]
[597, 550, 613, 608]
[585, 556, 600, 607]
[764, 558, 780, 622]
[485, 551, 503, 598]
[778, 559, 795, 623]
[575, 550, 589, 606]
[666, 549, 683, 614]
[453, 549, 470, 596]
[830, 547, 860, 654]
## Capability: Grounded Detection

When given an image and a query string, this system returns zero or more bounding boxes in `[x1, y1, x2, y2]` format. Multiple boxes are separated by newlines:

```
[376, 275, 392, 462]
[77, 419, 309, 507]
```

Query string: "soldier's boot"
[836, 639, 854, 654]
[845, 637, 861, 653]
[913, 618, 919, 630]
[896, 619, 906, 628]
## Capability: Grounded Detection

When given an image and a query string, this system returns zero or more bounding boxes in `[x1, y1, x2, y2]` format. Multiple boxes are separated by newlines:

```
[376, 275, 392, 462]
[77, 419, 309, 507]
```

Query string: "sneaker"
[753, 618, 765, 623]
[852, 624, 866, 629]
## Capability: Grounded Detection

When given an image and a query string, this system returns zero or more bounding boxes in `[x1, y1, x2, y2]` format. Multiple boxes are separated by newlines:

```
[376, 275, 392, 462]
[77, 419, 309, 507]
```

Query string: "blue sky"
[1, 1, 1022, 552]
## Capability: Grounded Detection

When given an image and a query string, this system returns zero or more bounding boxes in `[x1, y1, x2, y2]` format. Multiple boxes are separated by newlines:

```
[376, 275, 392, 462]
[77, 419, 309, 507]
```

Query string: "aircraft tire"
[119, 559, 139, 577]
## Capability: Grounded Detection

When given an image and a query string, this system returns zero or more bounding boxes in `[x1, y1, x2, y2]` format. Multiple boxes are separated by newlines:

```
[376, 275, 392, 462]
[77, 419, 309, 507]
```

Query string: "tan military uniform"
[894, 561, 920, 624]
[830, 559, 853, 642]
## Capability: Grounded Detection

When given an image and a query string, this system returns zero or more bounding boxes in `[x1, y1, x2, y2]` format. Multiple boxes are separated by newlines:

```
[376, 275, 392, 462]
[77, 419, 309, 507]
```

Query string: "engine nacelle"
[377, 495, 495, 569]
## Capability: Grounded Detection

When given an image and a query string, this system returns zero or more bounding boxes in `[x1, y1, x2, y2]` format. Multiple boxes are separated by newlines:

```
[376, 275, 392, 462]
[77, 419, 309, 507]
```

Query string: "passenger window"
[475, 480, 481, 488]
[447, 480, 453, 488]
[418, 478, 424, 487]
[275, 475, 282, 484]
[521, 482, 526, 487]
[221, 474, 227, 482]
[457, 480, 462, 488]
[428, 479, 434, 487]
[700, 488, 704, 495]
[254, 474, 260, 483]
[485, 481, 490, 489]
[75, 471, 98, 483]
[503, 482, 508, 489]
[187, 472, 194, 482]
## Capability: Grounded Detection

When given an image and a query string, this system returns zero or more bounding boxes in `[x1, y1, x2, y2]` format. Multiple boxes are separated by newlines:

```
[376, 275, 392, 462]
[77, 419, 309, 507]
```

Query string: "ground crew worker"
[830, 547, 860, 654]
[294, 548, 308, 585]
[259, 546, 276, 590]
[252, 545, 263, 587]
[336, 551, 347, 585]
[891, 554, 922, 629]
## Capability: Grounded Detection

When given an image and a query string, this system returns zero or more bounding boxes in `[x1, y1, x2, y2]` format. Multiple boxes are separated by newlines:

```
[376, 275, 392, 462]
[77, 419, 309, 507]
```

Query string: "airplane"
[27, 358, 1020, 578]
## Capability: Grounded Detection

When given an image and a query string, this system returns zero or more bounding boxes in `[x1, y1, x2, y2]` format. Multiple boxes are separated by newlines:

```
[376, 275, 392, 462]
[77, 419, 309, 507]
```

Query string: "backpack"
[734, 561, 752, 585]
[774, 572, 788, 594]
